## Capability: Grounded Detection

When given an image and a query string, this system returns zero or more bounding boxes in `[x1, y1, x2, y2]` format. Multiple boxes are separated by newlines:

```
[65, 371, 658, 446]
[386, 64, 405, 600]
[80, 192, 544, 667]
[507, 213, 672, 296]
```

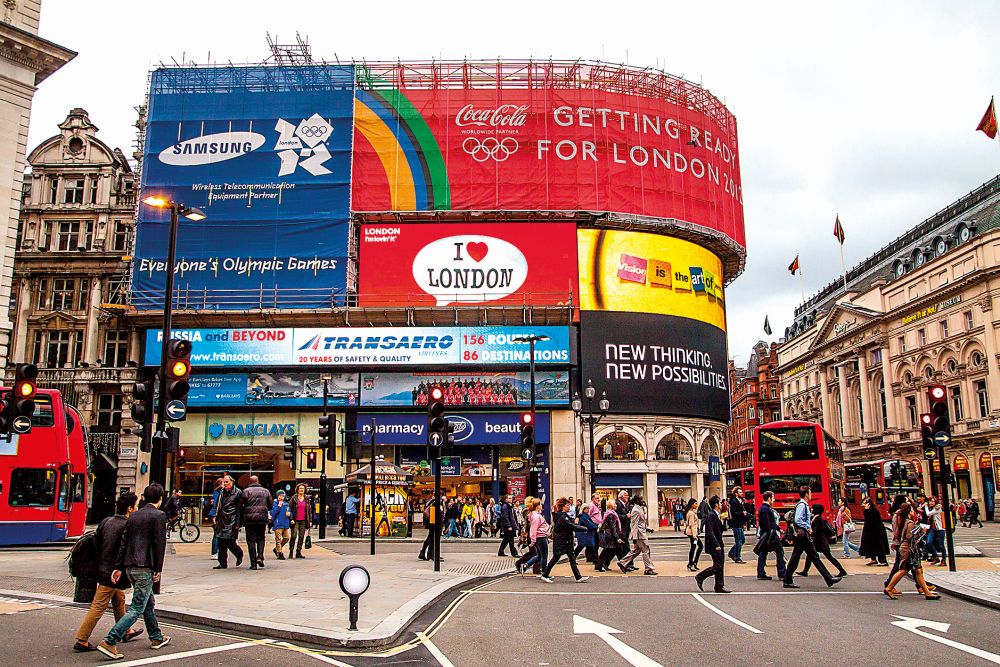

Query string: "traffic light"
[427, 386, 446, 452]
[519, 411, 535, 461]
[12, 363, 37, 422]
[926, 383, 951, 445]
[284, 434, 298, 470]
[920, 412, 935, 459]
[306, 450, 318, 470]
[162, 338, 192, 420]
[131, 377, 156, 453]
[318, 415, 335, 461]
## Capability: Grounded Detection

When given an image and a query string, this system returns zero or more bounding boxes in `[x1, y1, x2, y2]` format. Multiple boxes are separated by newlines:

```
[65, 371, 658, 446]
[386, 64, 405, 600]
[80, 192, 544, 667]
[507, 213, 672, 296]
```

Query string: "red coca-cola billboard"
[358, 223, 578, 307]
[352, 65, 744, 249]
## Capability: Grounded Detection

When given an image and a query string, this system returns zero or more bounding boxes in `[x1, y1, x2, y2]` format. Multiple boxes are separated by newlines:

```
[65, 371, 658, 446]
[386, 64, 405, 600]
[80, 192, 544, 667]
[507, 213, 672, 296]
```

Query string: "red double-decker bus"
[845, 459, 923, 522]
[751, 420, 846, 520]
[0, 389, 90, 545]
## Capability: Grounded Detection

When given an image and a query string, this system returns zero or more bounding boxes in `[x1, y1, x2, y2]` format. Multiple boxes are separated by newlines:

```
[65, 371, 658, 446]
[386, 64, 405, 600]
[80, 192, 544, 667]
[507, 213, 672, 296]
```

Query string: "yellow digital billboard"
[578, 229, 727, 331]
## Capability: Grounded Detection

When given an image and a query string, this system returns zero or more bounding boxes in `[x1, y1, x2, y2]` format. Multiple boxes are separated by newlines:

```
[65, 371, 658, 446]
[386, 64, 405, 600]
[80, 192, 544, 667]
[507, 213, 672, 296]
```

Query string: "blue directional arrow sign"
[165, 400, 187, 422]
[933, 431, 951, 447]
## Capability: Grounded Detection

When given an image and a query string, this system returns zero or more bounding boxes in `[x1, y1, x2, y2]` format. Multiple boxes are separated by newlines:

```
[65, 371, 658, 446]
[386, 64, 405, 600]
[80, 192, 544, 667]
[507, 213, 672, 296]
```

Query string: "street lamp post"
[319, 374, 331, 540]
[572, 379, 609, 497]
[141, 195, 206, 485]
[512, 334, 550, 499]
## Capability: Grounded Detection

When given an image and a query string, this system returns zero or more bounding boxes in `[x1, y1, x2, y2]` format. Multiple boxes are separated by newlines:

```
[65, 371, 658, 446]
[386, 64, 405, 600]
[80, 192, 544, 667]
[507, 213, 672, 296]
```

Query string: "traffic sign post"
[164, 400, 187, 421]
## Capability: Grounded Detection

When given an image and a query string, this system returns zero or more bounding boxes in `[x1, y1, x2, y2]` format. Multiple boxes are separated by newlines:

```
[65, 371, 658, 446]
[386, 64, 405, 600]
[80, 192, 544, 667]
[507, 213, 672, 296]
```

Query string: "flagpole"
[840, 242, 848, 291]
[799, 266, 805, 303]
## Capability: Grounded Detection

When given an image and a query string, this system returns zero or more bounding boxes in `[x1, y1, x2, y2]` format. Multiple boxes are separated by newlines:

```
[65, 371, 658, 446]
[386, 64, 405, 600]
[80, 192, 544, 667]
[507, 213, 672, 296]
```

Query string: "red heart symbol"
[467, 242, 489, 262]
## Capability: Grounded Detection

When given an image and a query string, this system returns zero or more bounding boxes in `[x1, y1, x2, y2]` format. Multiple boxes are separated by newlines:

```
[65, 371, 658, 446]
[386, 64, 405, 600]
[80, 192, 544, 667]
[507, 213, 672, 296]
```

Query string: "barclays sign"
[209, 421, 297, 439]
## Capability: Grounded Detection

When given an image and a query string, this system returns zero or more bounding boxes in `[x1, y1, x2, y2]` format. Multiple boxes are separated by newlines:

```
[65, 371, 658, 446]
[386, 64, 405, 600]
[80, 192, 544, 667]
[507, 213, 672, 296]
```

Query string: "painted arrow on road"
[573, 615, 664, 667]
[891, 615, 1000, 664]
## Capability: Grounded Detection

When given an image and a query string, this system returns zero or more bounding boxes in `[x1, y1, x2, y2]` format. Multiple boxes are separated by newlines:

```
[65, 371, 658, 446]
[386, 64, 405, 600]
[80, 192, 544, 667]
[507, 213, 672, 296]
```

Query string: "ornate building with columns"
[10, 108, 138, 520]
[777, 175, 1000, 520]
[0, 1, 74, 365]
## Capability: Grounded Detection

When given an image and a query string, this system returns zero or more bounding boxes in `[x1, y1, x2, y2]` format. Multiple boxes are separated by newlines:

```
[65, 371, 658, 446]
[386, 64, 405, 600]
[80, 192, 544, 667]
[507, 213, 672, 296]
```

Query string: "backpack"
[781, 509, 796, 545]
[68, 529, 98, 578]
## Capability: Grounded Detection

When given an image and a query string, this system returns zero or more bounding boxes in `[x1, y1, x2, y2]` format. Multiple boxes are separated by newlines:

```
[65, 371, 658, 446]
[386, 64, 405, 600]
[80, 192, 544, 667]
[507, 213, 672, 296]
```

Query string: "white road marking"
[891, 615, 1000, 664]
[301, 650, 356, 666]
[114, 640, 268, 666]
[465, 589, 918, 596]
[573, 615, 664, 667]
[418, 632, 457, 667]
[692, 594, 763, 634]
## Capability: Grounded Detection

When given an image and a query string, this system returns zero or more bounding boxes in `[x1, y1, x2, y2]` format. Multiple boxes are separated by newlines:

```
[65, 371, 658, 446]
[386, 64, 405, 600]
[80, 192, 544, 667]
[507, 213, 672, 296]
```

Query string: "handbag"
[305, 531, 312, 549]
[843, 521, 856, 533]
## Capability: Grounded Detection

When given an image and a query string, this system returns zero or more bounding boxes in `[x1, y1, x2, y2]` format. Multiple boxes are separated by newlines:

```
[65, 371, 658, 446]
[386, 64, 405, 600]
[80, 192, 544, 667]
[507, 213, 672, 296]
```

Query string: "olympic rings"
[299, 125, 328, 138]
[462, 136, 518, 162]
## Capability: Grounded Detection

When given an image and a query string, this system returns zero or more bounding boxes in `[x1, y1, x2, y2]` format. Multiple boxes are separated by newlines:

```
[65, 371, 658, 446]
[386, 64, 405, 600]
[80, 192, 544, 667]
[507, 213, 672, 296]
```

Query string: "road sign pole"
[370, 417, 377, 557]
[937, 444, 957, 572]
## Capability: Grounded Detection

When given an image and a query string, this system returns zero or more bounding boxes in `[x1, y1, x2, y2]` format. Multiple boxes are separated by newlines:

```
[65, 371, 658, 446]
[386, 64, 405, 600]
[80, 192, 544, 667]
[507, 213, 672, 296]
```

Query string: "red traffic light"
[429, 385, 444, 402]
[928, 384, 946, 401]
[520, 412, 534, 426]
[919, 413, 933, 427]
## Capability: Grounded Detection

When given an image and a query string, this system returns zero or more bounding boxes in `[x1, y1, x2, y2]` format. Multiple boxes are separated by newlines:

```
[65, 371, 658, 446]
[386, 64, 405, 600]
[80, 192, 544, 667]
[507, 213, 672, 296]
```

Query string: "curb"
[923, 578, 1000, 611]
[0, 567, 513, 649]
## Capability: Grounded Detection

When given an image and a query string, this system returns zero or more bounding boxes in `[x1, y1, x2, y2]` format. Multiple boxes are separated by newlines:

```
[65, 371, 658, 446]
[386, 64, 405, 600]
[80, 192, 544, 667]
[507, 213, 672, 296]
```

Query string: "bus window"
[9, 469, 57, 506]
[760, 474, 823, 494]
[31, 395, 55, 427]
[758, 427, 820, 461]
[71, 473, 86, 503]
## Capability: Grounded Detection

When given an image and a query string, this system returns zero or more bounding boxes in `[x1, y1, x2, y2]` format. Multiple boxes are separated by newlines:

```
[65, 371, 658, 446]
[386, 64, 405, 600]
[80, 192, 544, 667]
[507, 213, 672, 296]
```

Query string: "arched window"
[596, 431, 643, 461]
[700, 436, 719, 461]
[655, 433, 691, 461]
[879, 378, 888, 431]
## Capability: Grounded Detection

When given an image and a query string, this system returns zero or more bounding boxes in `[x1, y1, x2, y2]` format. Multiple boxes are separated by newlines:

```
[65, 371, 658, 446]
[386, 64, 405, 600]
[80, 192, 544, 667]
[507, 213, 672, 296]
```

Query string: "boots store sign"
[358, 223, 578, 308]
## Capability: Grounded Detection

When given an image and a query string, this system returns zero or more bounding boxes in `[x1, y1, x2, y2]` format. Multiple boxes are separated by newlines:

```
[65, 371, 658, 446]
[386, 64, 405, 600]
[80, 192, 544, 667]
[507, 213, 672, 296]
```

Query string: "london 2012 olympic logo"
[462, 137, 519, 162]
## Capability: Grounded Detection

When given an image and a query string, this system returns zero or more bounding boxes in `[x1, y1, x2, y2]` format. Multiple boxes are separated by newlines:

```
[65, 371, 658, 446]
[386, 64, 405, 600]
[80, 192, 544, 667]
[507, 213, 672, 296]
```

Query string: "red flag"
[788, 255, 799, 274]
[833, 215, 845, 244]
[977, 97, 998, 139]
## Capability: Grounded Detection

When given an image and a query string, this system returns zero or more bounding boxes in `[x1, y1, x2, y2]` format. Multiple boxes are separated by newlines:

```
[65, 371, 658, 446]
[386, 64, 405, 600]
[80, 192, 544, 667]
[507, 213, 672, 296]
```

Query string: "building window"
[34, 279, 49, 310]
[950, 385, 963, 421]
[924, 366, 934, 380]
[31, 330, 42, 364]
[103, 330, 129, 367]
[772, 411, 780, 422]
[748, 405, 756, 420]
[51, 278, 74, 310]
[57, 221, 80, 250]
[898, 336, 906, 353]
[879, 378, 888, 431]
[83, 220, 94, 250]
[596, 431, 644, 461]
[76, 278, 90, 311]
[906, 396, 917, 429]
[871, 349, 882, 365]
[976, 380, 989, 418]
[63, 178, 85, 204]
[95, 393, 123, 427]
[918, 329, 926, 346]
[770, 386, 777, 399]
[857, 393, 865, 432]
[836, 394, 844, 435]
[904, 371, 913, 385]
[940, 319, 949, 339]
[41, 220, 52, 249]
[45, 330, 72, 367]
[89, 178, 99, 204]
[965, 310, 974, 330]
[112, 220, 128, 251]
[655, 433, 690, 461]
[48, 177, 58, 203]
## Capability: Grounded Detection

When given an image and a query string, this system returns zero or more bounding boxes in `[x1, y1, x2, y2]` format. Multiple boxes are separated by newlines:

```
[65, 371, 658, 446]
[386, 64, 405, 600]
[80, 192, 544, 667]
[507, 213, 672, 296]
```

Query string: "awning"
[657, 473, 691, 487]
[595, 473, 644, 488]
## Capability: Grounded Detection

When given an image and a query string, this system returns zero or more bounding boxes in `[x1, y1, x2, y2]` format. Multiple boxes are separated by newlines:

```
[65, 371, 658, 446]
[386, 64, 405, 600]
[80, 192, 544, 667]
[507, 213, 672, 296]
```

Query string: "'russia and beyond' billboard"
[133, 65, 355, 309]
[144, 327, 570, 368]
[352, 85, 744, 248]
[358, 223, 578, 307]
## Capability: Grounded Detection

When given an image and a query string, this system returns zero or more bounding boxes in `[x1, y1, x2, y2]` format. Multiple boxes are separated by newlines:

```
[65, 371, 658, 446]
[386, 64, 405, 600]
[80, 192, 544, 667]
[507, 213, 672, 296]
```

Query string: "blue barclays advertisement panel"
[359, 371, 569, 407]
[145, 327, 570, 368]
[356, 412, 550, 446]
[188, 372, 358, 407]
[133, 65, 355, 309]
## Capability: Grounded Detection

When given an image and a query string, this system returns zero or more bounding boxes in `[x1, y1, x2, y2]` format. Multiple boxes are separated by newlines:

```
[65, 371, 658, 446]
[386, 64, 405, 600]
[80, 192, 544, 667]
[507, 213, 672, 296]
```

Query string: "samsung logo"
[159, 131, 265, 166]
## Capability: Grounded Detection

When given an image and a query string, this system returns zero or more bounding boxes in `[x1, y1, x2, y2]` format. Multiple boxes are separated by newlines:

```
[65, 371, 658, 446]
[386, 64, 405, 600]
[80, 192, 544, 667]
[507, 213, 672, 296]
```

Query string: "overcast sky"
[27, 1, 1000, 363]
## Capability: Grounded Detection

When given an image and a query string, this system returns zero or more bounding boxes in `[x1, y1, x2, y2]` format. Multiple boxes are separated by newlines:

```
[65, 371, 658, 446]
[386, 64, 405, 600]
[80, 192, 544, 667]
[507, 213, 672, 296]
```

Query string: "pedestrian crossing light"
[284, 434, 298, 470]
[519, 412, 535, 461]
[307, 450, 318, 470]
[132, 377, 156, 453]
[319, 414, 335, 461]
[427, 385, 446, 445]
[925, 383, 950, 443]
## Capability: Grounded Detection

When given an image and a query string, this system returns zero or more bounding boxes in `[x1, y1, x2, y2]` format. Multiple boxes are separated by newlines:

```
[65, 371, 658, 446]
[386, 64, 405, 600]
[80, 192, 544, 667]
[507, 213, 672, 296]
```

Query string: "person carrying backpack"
[72, 492, 144, 652]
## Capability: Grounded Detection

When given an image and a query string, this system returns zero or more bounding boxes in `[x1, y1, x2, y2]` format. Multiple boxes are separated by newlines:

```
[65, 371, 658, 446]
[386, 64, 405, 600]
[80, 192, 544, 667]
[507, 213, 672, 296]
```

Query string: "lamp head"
[142, 195, 169, 208]
[584, 379, 596, 400]
[181, 206, 207, 221]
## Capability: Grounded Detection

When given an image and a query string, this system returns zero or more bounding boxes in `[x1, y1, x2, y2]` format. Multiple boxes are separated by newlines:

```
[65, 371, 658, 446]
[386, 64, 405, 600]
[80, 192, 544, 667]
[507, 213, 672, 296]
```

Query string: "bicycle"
[245, 388, 275, 405]
[166, 516, 201, 543]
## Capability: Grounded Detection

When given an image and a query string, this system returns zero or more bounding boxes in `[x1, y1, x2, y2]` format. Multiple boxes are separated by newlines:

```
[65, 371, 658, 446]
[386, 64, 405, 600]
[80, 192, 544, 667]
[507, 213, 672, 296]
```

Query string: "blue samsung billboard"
[133, 65, 355, 309]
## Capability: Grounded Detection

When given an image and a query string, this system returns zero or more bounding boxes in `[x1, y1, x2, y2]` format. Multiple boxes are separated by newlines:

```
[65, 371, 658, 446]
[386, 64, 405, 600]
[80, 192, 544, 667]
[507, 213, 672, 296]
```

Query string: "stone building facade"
[724, 341, 780, 486]
[777, 176, 1000, 519]
[11, 108, 137, 519]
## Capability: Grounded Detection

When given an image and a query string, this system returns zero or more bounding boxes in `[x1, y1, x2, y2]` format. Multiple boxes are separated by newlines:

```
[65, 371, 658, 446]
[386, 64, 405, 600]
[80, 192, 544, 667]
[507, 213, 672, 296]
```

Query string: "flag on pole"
[788, 255, 800, 274]
[764, 315, 772, 336]
[977, 96, 998, 139]
[833, 214, 846, 244]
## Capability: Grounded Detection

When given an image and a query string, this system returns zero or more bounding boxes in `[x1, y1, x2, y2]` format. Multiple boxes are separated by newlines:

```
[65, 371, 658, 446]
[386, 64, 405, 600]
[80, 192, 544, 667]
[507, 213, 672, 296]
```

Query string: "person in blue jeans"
[727, 487, 748, 564]
[97, 484, 171, 660]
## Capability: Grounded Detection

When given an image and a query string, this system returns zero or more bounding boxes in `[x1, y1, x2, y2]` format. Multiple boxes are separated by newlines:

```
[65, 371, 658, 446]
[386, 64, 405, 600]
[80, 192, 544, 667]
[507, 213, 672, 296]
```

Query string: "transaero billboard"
[144, 327, 570, 368]
[133, 65, 355, 309]
[357, 412, 550, 446]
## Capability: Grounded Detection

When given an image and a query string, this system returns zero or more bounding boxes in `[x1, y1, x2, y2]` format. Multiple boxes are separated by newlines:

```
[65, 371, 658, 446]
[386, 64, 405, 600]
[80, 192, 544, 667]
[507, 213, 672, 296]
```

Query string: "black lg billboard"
[580, 311, 730, 422]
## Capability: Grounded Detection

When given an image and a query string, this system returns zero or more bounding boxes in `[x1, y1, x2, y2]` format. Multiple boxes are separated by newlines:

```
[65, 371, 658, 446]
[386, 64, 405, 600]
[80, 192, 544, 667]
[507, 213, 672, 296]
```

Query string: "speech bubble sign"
[412, 235, 528, 306]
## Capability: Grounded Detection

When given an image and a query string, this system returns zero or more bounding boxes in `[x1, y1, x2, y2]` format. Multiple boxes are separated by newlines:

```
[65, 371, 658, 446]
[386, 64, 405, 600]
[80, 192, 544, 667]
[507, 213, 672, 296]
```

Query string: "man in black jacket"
[239, 475, 272, 570]
[497, 495, 519, 557]
[754, 491, 787, 580]
[214, 474, 244, 569]
[97, 484, 170, 659]
[727, 487, 748, 564]
[695, 495, 731, 593]
[73, 492, 142, 652]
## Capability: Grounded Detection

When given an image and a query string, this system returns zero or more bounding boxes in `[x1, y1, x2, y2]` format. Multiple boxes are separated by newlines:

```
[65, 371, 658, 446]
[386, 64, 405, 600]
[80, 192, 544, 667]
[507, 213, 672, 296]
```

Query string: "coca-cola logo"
[455, 104, 528, 129]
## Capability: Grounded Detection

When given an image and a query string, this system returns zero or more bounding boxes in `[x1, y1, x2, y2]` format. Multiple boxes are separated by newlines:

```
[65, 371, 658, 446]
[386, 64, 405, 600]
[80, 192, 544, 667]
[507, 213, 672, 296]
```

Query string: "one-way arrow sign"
[891, 615, 1000, 664]
[573, 615, 663, 667]
[165, 400, 187, 422]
